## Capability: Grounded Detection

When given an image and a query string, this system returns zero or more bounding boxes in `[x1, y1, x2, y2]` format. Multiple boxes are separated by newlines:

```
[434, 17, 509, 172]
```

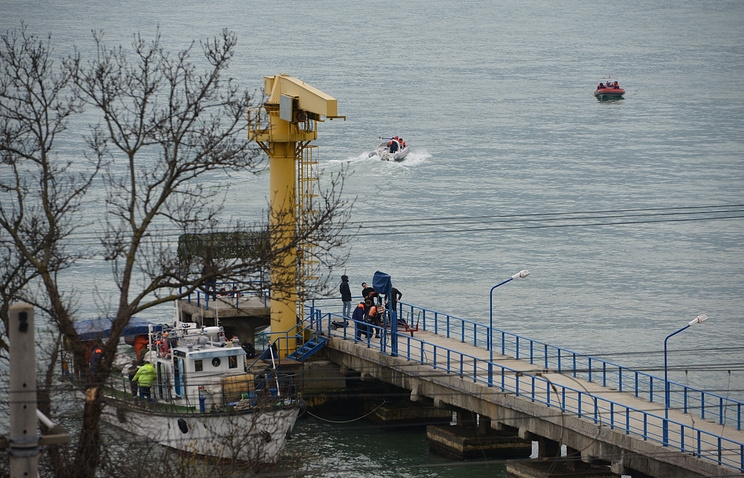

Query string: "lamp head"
[512, 270, 530, 280]
[688, 314, 709, 326]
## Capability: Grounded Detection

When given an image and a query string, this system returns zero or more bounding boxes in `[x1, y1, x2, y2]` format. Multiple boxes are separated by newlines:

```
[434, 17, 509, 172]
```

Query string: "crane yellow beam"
[264, 74, 338, 117]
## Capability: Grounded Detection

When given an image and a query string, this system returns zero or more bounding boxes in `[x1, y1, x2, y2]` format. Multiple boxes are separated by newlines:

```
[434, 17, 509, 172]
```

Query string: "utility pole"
[8, 302, 39, 477]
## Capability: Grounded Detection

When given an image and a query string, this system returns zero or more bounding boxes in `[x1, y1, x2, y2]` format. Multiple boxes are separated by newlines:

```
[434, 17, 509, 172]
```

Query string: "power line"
[7, 204, 744, 245]
[351, 204, 744, 237]
[353, 204, 744, 226]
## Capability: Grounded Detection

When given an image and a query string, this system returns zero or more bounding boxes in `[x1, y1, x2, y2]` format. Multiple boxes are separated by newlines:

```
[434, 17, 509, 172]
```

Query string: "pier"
[294, 300, 744, 478]
[176, 293, 744, 477]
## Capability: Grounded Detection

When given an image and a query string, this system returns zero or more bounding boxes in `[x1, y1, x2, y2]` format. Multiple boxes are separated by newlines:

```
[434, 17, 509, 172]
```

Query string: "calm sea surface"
[3, 1, 744, 475]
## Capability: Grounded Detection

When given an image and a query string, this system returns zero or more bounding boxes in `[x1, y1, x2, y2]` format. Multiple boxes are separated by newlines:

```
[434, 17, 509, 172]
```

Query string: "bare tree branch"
[2, 25, 353, 477]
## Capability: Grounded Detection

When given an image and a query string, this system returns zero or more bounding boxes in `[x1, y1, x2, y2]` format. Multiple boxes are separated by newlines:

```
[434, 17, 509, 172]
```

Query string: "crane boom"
[264, 74, 338, 118]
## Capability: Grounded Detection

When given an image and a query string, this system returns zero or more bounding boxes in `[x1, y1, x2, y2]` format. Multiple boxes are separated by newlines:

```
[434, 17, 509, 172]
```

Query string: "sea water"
[2, 1, 744, 475]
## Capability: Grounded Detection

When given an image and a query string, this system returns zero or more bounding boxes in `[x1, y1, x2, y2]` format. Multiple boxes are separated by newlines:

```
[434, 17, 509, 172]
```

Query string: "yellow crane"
[248, 74, 343, 356]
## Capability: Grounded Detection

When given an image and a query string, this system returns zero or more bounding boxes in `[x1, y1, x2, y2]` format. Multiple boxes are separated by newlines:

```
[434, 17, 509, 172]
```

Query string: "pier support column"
[610, 459, 627, 476]
[538, 437, 560, 459]
[427, 413, 530, 460]
[410, 384, 421, 402]
[477, 414, 491, 436]
[518, 429, 560, 460]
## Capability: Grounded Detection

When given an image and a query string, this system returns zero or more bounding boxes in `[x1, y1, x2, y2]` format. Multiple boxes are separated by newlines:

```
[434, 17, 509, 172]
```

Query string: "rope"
[305, 399, 388, 424]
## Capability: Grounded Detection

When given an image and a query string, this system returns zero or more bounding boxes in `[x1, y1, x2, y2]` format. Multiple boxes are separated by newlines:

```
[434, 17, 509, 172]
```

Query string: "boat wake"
[323, 149, 431, 171]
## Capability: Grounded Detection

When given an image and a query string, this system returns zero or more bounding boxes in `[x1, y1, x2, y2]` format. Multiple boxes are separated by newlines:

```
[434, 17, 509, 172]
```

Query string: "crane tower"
[247, 74, 343, 356]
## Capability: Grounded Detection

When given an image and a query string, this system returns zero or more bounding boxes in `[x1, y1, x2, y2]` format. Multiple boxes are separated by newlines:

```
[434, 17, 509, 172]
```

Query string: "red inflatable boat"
[594, 85, 625, 99]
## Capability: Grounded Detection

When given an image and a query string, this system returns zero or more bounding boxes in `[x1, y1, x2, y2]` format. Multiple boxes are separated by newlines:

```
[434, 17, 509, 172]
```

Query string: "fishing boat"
[594, 80, 625, 100]
[74, 310, 303, 466]
[368, 136, 410, 161]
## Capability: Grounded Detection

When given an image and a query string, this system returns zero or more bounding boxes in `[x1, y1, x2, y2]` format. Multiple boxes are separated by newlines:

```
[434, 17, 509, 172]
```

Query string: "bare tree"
[0, 24, 88, 356]
[1, 26, 351, 477]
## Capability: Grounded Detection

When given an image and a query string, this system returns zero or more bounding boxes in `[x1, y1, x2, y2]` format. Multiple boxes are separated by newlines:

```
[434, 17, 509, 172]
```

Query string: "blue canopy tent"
[74, 317, 163, 342]
[373, 270, 398, 356]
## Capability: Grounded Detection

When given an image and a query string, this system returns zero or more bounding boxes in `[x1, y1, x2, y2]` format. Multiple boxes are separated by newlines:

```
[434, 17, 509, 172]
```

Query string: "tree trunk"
[73, 391, 103, 478]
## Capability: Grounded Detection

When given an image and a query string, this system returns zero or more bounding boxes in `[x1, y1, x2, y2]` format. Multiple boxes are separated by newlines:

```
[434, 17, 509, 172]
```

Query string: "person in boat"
[132, 357, 157, 401]
[125, 359, 140, 396]
[133, 334, 148, 364]
[155, 332, 172, 357]
[388, 139, 398, 153]
[613, 81, 620, 89]
[597, 82, 604, 90]
[89, 341, 103, 375]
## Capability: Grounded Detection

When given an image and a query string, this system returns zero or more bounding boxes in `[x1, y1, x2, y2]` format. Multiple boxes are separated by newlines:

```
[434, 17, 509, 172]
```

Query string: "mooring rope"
[305, 399, 388, 424]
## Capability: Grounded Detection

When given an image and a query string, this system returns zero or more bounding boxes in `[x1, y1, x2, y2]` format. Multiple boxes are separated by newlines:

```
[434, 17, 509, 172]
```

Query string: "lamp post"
[488, 270, 529, 387]
[662, 313, 709, 446]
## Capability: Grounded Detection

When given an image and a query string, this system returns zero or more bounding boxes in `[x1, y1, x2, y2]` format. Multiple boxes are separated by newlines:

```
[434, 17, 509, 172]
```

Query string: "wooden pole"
[8, 302, 39, 477]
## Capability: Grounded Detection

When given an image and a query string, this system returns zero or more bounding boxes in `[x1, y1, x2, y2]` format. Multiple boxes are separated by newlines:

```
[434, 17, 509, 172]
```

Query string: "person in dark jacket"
[352, 301, 369, 340]
[89, 342, 103, 374]
[361, 282, 373, 298]
[362, 282, 380, 305]
[366, 301, 382, 338]
[390, 287, 402, 312]
[127, 359, 140, 396]
[340, 275, 352, 317]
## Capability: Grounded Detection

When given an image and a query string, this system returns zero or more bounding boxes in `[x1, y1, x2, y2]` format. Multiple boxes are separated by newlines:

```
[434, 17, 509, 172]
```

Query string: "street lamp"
[662, 313, 709, 446]
[488, 270, 529, 387]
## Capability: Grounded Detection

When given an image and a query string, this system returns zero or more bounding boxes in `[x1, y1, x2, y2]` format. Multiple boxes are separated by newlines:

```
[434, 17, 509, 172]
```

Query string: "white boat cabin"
[149, 321, 254, 411]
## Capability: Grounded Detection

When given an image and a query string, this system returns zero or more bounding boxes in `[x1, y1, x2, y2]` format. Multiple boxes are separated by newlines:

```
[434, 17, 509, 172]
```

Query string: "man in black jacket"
[340, 275, 352, 317]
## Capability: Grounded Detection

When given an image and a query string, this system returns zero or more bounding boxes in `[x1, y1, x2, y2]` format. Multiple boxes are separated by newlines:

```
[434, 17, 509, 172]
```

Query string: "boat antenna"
[267, 343, 282, 397]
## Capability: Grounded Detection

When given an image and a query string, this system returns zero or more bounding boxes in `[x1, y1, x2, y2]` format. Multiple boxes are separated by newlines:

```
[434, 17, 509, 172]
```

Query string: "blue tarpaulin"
[74, 317, 163, 341]
[372, 270, 391, 298]
[373, 270, 398, 356]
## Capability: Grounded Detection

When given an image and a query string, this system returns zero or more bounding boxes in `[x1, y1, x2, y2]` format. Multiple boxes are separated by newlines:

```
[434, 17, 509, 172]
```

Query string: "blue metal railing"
[384, 301, 742, 432]
[180, 280, 270, 310]
[303, 299, 744, 473]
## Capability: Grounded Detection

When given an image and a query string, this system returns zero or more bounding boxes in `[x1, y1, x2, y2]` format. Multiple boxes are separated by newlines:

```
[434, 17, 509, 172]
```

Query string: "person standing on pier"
[340, 275, 352, 317]
[361, 282, 373, 299]
[389, 286, 402, 312]
[362, 282, 380, 306]
[365, 300, 382, 338]
[352, 300, 369, 340]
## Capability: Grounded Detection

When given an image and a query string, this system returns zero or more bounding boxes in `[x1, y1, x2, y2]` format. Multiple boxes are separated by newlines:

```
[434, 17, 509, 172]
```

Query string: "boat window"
[211, 357, 221, 368]
[228, 355, 238, 369]
[194, 359, 203, 372]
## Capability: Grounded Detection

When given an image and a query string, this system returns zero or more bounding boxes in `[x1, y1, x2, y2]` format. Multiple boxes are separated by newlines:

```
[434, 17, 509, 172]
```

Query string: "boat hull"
[594, 88, 625, 100]
[101, 399, 300, 464]
[369, 142, 410, 161]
